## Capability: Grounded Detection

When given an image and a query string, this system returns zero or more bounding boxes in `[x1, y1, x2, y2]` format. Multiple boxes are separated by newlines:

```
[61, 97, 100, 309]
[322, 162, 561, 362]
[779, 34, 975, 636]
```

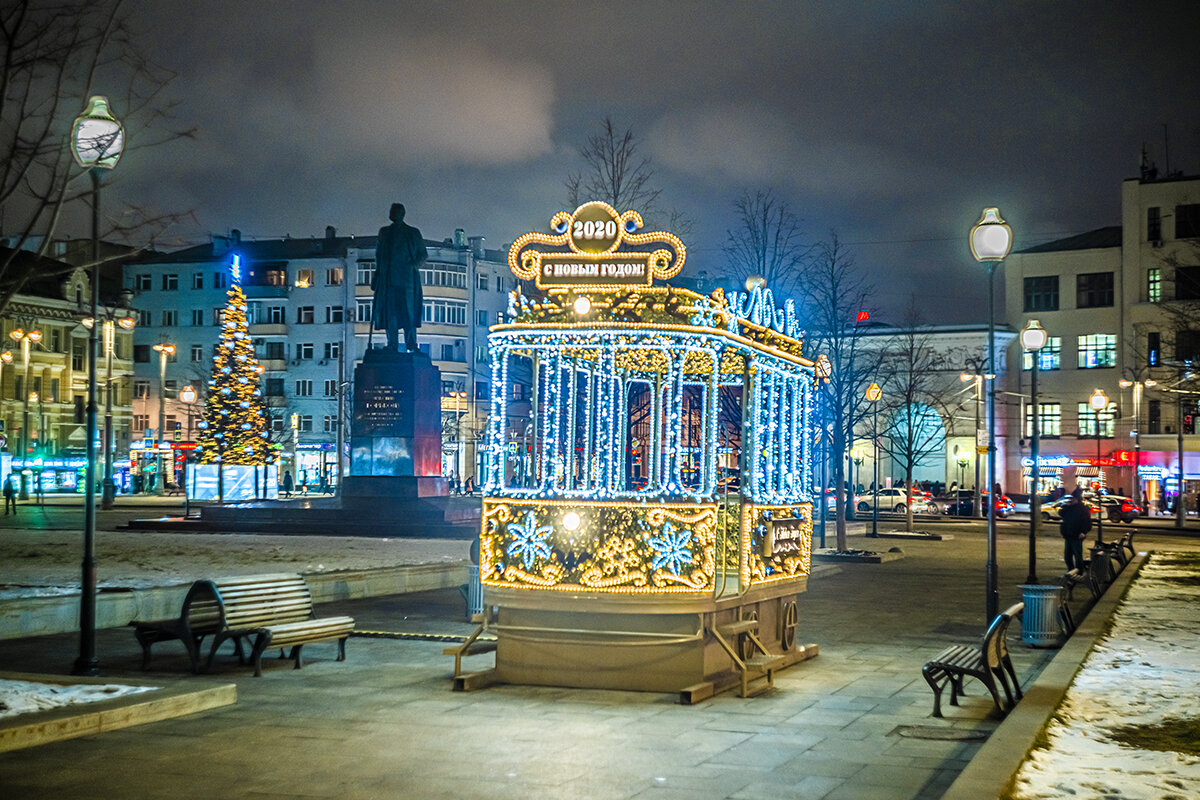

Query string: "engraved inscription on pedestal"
[356, 384, 406, 436]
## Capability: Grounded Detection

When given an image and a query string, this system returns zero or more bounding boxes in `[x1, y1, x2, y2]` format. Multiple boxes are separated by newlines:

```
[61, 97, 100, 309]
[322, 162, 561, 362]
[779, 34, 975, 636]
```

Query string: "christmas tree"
[197, 255, 273, 464]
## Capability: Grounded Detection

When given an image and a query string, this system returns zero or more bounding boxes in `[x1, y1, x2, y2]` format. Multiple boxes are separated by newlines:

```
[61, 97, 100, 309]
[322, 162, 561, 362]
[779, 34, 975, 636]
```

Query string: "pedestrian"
[3, 475, 16, 515]
[282, 470, 294, 498]
[318, 474, 329, 494]
[1059, 486, 1091, 571]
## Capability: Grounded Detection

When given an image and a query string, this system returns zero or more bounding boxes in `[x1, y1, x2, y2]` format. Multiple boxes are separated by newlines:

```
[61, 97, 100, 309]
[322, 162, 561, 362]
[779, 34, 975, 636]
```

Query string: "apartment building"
[127, 226, 522, 489]
[1004, 174, 1200, 508]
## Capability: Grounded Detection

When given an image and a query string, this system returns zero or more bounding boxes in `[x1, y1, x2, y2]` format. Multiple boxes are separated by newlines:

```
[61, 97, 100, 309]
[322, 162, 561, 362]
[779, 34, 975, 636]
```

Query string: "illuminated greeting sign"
[508, 201, 686, 290]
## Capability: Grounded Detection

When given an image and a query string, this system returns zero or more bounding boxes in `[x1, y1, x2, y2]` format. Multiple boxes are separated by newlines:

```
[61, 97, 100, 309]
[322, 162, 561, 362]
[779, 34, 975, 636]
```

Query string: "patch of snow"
[0, 679, 157, 719]
[1010, 554, 1200, 799]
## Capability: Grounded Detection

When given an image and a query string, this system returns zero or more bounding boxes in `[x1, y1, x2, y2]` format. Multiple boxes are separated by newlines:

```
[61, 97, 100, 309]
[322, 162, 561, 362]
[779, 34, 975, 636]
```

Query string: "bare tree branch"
[722, 188, 809, 296]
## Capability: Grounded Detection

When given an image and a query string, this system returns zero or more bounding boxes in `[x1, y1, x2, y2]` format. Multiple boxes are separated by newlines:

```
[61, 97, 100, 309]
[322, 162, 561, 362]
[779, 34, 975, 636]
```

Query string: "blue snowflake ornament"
[649, 522, 693, 575]
[506, 511, 553, 571]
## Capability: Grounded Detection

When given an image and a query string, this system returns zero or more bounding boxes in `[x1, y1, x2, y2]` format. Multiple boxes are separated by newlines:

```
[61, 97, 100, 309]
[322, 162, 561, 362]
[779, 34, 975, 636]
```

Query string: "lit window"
[1077, 334, 1116, 369]
[1147, 267, 1162, 302]
[1077, 402, 1115, 437]
[1024, 403, 1061, 438]
[1022, 337, 1061, 371]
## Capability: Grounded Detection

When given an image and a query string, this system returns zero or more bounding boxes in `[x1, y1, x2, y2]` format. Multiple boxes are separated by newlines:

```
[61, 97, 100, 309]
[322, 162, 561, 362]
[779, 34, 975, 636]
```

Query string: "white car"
[856, 488, 914, 513]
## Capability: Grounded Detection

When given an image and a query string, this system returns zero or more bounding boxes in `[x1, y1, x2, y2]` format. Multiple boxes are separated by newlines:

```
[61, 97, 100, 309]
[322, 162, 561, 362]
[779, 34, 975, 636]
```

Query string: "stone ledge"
[812, 548, 905, 564]
[0, 671, 236, 753]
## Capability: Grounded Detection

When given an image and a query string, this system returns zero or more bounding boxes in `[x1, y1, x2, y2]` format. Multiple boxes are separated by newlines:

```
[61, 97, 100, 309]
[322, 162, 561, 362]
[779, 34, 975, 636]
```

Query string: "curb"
[940, 550, 1147, 800]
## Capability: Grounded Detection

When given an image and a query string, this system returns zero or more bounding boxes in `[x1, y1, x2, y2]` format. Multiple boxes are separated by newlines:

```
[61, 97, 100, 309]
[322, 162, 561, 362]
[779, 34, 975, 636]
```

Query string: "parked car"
[1040, 495, 1101, 522]
[1097, 494, 1142, 524]
[856, 488, 938, 514]
[936, 490, 1015, 518]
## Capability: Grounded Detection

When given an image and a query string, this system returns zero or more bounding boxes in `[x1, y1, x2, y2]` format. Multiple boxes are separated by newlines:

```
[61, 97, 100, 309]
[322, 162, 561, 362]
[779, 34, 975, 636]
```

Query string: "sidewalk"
[0, 526, 1195, 799]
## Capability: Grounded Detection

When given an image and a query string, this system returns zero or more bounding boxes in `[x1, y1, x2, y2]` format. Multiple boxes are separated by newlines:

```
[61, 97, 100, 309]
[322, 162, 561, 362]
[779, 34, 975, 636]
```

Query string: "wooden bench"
[921, 603, 1024, 718]
[130, 573, 355, 676]
[129, 579, 233, 672]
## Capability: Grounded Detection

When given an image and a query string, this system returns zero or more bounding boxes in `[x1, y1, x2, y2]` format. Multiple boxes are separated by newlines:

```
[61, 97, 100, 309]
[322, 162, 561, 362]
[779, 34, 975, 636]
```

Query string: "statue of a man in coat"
[373, 203, 428, 352]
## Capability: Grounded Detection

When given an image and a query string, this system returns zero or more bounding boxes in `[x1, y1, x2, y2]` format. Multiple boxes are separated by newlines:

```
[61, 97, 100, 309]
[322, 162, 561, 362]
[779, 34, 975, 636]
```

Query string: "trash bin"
[1090, 545, 1114, 585]
[465, 564, 483, 618]
[1019, 584, 1065, 647]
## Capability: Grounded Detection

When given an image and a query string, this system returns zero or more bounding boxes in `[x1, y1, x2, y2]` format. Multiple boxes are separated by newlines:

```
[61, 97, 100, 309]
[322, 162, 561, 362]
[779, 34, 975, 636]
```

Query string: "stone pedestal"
[343, 349, 447, 499]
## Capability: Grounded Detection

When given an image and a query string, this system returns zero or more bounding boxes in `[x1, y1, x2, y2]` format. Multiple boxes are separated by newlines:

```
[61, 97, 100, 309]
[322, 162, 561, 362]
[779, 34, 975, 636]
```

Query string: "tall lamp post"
[970, 206, 1013, 625]
[152, 343, 175, 494]
[1118, 377, 1156, 511]
[71, 94, 124, 676]
[866, 382, 882, 537]
[0, 350, 10, 442]
[83, 313, 136, 508]
[179, 385, 197, 516]
[1089, 388, 1109, 546]
[959, 371, 984, 514]
[1021, 319, 1048, 583]
[10, 328, 41, 500]
[815, 354, 832, 548]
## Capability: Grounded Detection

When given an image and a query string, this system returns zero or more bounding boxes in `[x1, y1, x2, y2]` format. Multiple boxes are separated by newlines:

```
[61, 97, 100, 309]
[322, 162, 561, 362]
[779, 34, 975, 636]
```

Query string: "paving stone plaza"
[2, 515, 1196, 800]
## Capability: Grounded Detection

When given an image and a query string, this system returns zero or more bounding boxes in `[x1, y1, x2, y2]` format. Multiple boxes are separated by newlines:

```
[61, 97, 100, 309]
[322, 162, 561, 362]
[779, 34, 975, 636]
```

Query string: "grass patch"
[1107, 717, 1200, 755]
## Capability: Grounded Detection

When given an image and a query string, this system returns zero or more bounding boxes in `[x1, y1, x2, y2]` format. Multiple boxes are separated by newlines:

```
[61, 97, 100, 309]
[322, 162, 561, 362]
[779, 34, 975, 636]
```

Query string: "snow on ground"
[0, 529, 470, 599]
[0, 679, 157, 719]
[1010, 553, 1200, 799]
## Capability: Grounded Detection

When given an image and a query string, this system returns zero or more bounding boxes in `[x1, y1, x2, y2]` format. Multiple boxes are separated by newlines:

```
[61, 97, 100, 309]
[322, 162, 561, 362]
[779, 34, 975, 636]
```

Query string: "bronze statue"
[373, 203, 428, 352]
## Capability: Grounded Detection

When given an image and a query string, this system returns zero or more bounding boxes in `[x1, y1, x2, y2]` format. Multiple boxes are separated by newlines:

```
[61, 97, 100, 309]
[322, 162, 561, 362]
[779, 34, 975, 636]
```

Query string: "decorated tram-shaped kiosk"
[469, 202, 822, 700]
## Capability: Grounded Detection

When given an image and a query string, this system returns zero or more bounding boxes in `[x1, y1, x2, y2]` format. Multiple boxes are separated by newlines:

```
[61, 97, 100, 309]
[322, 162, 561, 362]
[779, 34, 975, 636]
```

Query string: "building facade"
[0, 252, 136, 494]
[126, 227, 523, 490]
[1004, 174, 1200, 509]
[852, 324, 1014, 493]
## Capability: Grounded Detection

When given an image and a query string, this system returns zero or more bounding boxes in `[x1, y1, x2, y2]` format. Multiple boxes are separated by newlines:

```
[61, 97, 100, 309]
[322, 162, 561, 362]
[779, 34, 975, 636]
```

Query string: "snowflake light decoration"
[648, 522, 693, 575]
[506, 511, 553, 570]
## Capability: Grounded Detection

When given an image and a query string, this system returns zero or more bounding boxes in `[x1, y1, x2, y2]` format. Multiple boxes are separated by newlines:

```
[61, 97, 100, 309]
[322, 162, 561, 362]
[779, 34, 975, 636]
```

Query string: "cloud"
[649, 104, 934, 201]
[310, 35, 555, 166]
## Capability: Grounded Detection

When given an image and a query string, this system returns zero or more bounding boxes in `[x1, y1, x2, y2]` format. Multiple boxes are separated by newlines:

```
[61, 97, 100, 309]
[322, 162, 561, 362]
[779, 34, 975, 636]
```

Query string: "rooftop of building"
[1018, 226, 1122, 254]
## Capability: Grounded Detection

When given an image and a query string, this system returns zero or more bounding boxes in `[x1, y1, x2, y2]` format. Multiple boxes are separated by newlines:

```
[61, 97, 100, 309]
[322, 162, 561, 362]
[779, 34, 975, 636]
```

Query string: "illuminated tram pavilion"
[456, 202, 824, 700]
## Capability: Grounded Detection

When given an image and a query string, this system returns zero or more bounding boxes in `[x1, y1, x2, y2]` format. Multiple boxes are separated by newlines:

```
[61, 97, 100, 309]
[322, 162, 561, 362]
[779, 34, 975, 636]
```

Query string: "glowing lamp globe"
[969, 208, 1013, 262]
[865, 382, 882, 402]
[178, 386, 197, 404]
[1089, 388, 1109, 412]
[1020, 319, 1048, 352]
[572, 296, 591, 315]
[562, 511, 581, 532]
[71, 96, 125, 170]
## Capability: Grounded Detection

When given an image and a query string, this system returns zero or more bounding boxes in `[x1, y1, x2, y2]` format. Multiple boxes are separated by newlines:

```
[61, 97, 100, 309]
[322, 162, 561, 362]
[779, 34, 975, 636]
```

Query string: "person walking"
[3, 475, 16, 515]
[1059, 486, 1091, 571]
[282, 470, 294, 499]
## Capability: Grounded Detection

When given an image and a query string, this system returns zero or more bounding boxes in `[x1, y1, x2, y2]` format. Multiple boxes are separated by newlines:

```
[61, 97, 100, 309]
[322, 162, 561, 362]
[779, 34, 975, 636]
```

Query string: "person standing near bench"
[3, 475, 16, 515]
[1059, 486, 1091, 571]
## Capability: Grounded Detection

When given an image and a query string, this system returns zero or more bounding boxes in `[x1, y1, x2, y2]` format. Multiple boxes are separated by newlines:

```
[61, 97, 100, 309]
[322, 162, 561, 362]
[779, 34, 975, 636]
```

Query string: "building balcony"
[265, 395, 288, 408]
[249, 324, 288, 336]
[259, 359, 287, 372]
[243, 285, 289, 299]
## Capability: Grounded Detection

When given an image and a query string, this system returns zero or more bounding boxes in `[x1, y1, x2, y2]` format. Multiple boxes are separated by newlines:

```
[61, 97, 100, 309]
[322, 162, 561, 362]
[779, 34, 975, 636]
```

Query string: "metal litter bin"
[465, 564, 483, 618]
[1019, 584, 1065, 648]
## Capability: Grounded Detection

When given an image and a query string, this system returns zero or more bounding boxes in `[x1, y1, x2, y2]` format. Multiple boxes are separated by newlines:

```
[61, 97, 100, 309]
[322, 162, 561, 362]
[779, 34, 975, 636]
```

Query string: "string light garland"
[482, 211, 822, 596]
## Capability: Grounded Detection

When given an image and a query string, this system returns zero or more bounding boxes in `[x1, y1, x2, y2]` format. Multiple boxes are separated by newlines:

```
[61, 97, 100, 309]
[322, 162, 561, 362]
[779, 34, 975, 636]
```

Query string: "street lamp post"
[152, 343, 175, 494]
[1119, 377, 1156, 511]
[84, 314, 136, 508]
[71, 94, 124, 676]
[866, 382, 882, 537]
[959, 371, 984, 515]
[10, 328, 41, 500]
[1021, 319, 1049, 584]
[179, 385, 197, 517]
[1089, 388, 1109, 546]
[970, 206, 1013, 626]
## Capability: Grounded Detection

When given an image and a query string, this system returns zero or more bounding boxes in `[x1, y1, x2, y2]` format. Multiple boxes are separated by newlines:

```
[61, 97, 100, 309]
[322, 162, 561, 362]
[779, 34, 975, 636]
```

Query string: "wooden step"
[717, 619, 759, 636]
[442, 641, 497, 657]
[745, 654, 785, 671]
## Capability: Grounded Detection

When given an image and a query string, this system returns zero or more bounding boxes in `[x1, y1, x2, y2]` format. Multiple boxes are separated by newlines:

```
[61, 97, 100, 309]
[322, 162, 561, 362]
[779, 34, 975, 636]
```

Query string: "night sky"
[99, 1, 1200, 323]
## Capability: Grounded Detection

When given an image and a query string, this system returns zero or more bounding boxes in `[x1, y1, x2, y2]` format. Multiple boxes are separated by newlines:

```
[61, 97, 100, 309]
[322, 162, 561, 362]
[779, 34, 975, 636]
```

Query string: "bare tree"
[565, 116, 692, 237]
[875, 301, 955, 531]
[0, 0, 192, 312]
[802, 233, 884, 550]
[722, 189, 809, 296]
[566, 116, 661, 213]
